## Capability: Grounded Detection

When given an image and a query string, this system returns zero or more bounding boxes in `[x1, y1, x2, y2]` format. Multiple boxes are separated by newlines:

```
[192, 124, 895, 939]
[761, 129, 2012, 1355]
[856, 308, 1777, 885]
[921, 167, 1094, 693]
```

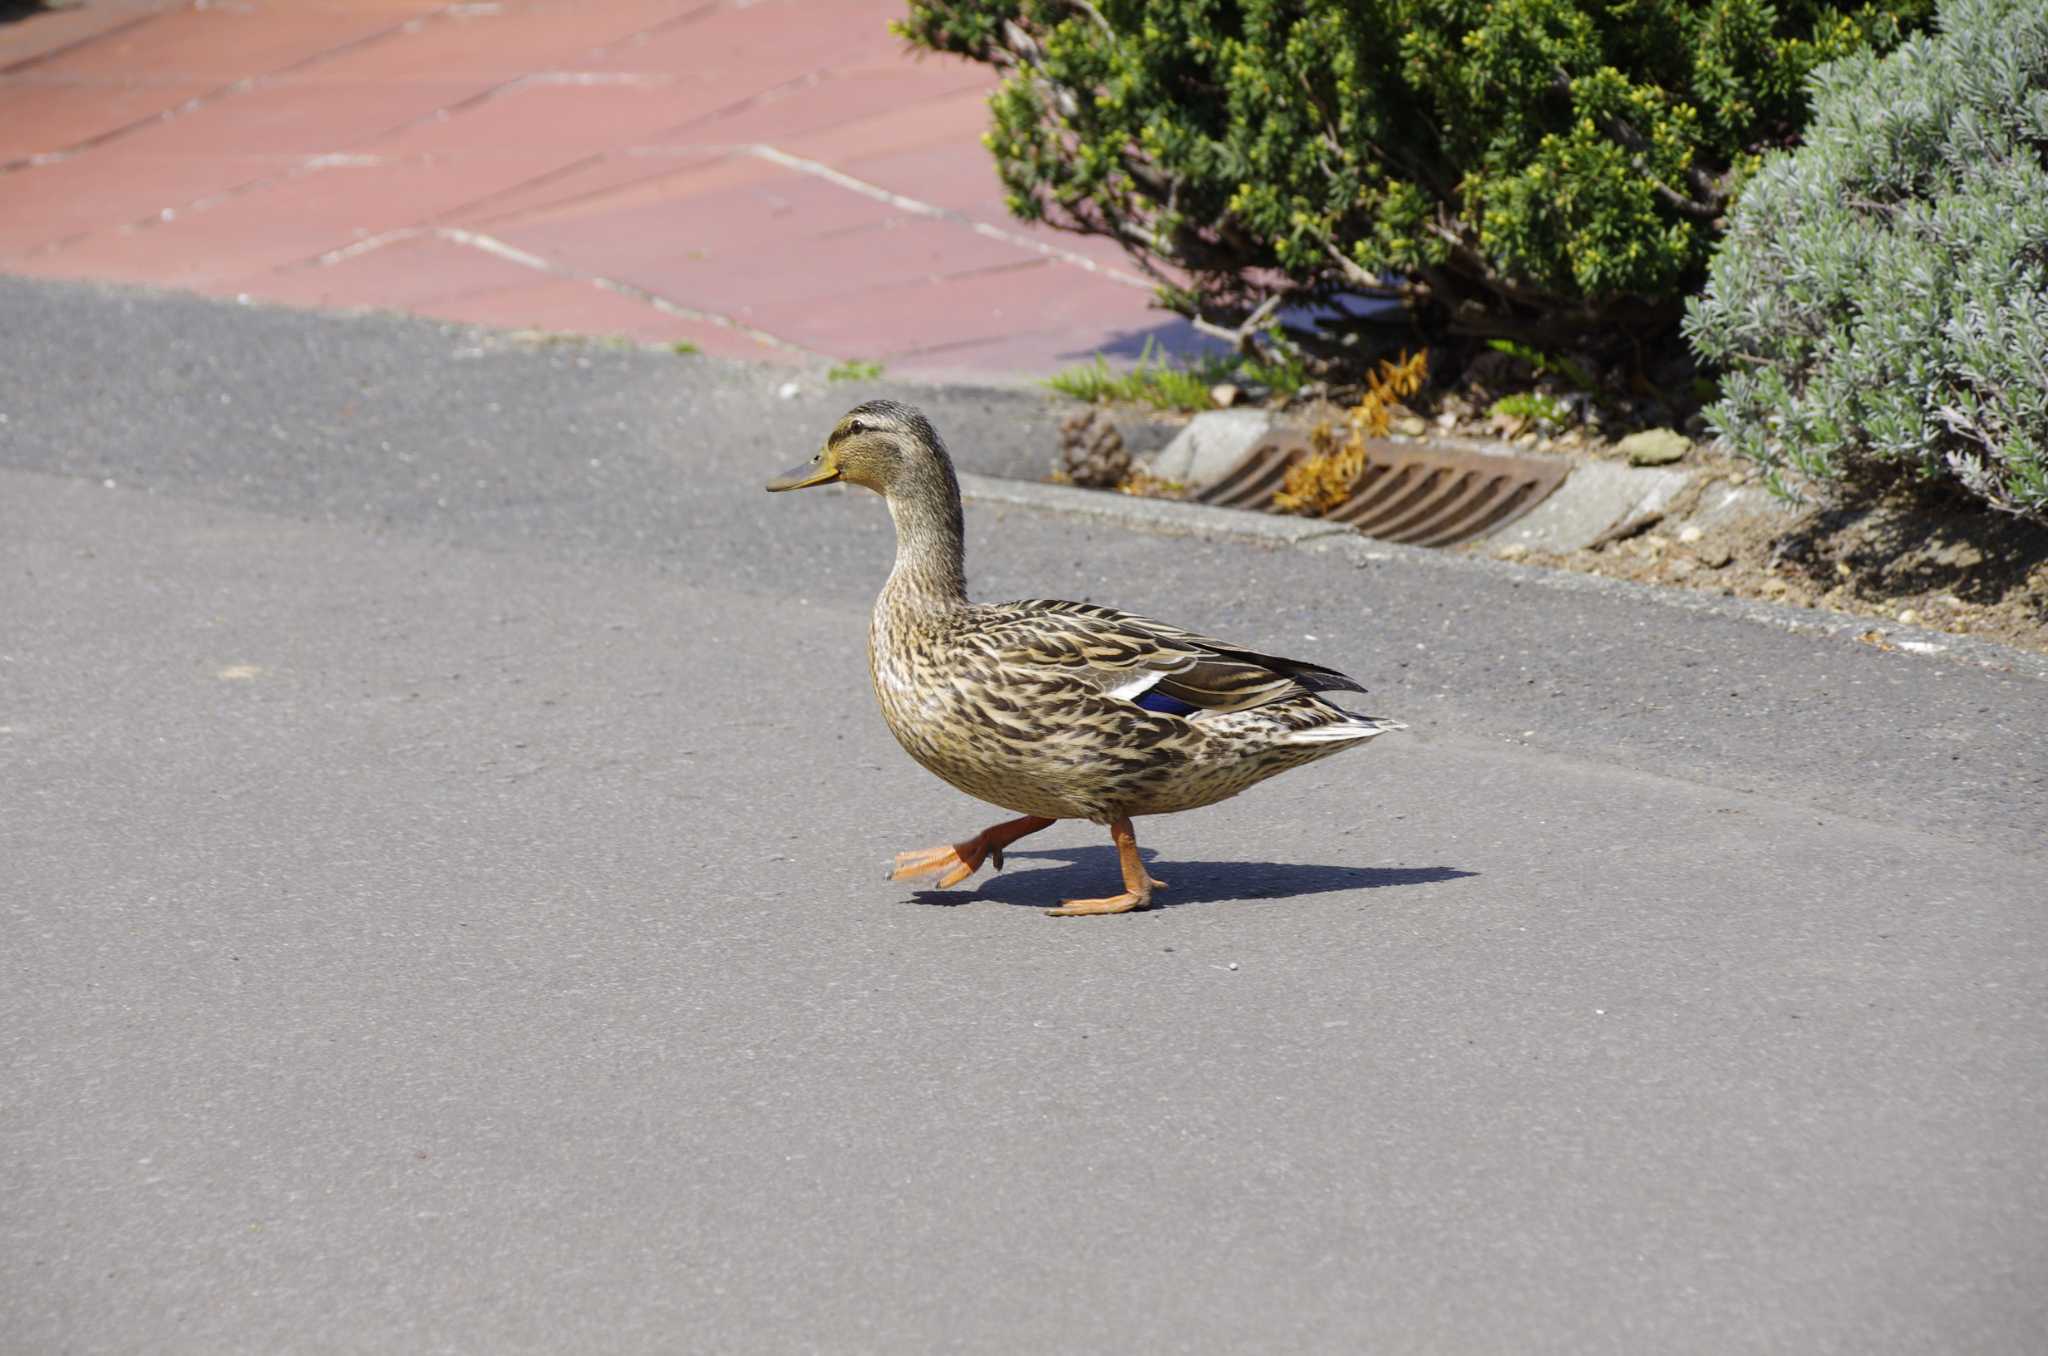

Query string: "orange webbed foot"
[888, 815, 1057, 892]
[889, 843, 981, 889]
[1043, 816, 1160, 917]
[1045, 890, 1150, 917]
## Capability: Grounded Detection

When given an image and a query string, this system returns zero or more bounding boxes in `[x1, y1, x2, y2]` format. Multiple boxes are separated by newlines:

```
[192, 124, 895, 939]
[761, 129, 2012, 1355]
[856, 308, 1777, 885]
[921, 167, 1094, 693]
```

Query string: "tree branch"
[1189, 293, 1285, 354]
[1059, 0, 1116, 40]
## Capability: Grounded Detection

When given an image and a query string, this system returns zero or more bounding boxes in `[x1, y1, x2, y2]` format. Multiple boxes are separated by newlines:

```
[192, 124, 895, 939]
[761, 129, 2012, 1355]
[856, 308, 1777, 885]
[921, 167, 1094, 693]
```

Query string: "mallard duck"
[766, 399, 1404, 916]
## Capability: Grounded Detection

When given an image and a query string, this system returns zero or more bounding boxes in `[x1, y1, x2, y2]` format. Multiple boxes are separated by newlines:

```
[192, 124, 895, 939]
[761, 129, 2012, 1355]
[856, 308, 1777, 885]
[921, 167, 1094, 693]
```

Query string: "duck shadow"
[907, 846, 1475, 912]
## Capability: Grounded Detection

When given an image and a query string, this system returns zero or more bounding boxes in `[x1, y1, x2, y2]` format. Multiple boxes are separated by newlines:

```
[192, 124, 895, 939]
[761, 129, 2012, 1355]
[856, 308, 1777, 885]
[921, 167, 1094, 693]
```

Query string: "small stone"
[1616, 428, 1691, 465]
[1668, 557, 1696, 577]
[1393, 414, 1428, 437]
[1515, 431, 1539, 447]
[1678, 524, 1704, 544]
[1435, 410, 1459, 429]
[1897, 608, 1919, 625]
[1148, 408, 1276, 489]
[1698, 547, 1733, 569]
[776, 381, 801, 400]
[1929, 541, 1983, 569]
[1495, 543, 1530, 561]
[1210, 382, 1240, 409]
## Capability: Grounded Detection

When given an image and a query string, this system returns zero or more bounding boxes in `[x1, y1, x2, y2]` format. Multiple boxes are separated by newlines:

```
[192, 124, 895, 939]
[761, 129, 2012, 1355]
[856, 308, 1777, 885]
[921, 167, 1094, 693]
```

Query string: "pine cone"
[1055, 409, 1133, 488]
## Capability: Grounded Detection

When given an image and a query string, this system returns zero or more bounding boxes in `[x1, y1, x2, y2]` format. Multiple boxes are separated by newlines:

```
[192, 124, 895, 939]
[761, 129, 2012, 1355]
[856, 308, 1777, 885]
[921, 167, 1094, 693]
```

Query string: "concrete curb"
[1485, 456, 1693, 553]
[958, 472, 2048, 682]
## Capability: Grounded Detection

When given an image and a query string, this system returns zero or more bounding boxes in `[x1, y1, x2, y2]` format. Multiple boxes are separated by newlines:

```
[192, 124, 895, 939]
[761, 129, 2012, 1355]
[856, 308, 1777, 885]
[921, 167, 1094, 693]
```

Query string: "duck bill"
[766, 452, 841, 492]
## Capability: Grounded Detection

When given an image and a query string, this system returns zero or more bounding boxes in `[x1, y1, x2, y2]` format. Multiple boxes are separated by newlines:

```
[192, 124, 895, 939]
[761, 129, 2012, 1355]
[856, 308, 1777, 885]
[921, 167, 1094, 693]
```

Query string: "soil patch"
[1467, 446, 2048, 655]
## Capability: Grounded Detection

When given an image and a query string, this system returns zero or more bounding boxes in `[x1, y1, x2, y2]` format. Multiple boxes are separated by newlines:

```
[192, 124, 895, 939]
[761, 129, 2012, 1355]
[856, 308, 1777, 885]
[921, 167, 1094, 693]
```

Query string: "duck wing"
[967, 598, 1366, 716]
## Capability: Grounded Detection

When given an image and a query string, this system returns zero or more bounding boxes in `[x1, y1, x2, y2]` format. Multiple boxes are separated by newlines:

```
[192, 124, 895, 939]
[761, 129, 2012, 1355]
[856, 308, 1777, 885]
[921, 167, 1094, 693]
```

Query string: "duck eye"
[846, 418, 867, 436]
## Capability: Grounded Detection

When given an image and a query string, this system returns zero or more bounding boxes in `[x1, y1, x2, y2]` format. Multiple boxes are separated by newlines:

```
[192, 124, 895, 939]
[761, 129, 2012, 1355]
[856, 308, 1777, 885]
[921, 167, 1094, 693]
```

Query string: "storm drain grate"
[1193, 432, 1569, 548]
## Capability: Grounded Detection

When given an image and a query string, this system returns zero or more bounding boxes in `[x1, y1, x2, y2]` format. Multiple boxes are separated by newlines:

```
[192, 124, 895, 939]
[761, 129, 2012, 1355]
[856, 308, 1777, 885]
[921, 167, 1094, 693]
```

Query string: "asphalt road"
[4, 278, 2045, 1354]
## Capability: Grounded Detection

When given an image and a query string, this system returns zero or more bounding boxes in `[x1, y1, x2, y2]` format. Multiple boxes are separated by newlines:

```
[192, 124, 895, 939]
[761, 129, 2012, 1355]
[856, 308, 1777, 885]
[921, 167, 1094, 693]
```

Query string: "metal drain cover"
[1193, 432, 1568, 547]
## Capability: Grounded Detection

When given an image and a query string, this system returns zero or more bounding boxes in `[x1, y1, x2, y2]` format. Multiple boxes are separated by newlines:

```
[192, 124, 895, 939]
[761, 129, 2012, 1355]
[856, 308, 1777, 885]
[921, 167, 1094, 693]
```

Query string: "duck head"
[765, 399, 949, 496]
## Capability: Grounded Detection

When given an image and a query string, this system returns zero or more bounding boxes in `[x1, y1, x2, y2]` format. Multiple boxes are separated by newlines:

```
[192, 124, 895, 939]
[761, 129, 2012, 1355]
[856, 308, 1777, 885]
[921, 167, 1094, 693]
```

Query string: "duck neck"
[881, 458, 969, 613]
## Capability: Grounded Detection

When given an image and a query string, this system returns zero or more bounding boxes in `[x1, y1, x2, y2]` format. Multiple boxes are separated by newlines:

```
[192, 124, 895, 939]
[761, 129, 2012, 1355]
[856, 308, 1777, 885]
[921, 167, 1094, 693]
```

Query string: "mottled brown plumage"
[766, 399, 1403, 915]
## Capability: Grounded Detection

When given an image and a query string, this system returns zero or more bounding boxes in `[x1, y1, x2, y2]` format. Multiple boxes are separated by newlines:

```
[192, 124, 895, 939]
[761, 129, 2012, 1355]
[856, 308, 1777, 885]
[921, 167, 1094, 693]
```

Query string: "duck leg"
[1046, 817, 1164, 917]
[890, 815, 1056, 889]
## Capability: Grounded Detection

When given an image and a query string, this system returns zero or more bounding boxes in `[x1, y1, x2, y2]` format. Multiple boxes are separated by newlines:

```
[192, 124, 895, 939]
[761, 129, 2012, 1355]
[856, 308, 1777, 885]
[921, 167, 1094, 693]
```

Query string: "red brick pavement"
[0, 0, 1203, 379]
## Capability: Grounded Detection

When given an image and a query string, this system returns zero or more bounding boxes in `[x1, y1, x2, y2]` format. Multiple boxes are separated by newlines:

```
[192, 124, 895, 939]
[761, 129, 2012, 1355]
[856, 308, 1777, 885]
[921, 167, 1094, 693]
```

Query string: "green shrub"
[899, 0, 1928, 355]
[1685, 0, 2048, 521]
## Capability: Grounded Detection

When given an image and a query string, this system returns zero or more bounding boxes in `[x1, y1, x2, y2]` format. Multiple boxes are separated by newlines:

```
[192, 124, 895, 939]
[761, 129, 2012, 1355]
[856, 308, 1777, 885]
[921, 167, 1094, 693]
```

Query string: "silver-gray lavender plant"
[1685, 0, 2048, 522]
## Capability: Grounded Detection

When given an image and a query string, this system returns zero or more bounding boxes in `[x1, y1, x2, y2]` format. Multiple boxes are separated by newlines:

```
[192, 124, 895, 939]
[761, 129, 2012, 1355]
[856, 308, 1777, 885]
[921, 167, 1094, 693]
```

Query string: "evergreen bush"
[899, 0, 1927, 355]
[1685, 0, 2048, 521]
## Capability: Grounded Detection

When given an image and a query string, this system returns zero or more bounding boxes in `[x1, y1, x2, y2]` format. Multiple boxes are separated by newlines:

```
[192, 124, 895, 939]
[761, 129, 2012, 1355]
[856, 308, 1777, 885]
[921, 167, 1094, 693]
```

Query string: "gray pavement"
[4, 277, 2046, 1354]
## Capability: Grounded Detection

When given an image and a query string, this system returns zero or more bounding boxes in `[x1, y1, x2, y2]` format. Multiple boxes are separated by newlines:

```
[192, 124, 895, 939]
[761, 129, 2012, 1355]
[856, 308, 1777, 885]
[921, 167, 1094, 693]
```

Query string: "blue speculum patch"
[1133, 688, 1200, 717]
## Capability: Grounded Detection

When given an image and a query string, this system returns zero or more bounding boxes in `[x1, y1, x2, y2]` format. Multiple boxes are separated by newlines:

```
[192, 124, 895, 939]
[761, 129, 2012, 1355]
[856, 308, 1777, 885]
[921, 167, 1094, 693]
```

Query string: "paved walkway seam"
[431, 226, 826, 357]
[742, 144, 1155, 289]
[284, 223, 822, 358]
[1, 6, 435, 173]
[0, 8, 158, 78]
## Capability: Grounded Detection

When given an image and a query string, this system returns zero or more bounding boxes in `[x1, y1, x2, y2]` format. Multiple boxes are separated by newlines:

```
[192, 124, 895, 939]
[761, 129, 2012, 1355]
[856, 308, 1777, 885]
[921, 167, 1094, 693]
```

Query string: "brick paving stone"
[295, 2, 697, 84]
[8, 214, 291, 289]
[582, 0, 898, 85]
[748, 257, 1186, 366]
[453, 150, 720, 229]
[0, 74, 216, 161]
[656, 59, 993, 149]
[0, 0, 1185, 381]
[411, 277, 807, 364]
[503, 149, 789, 220]
[0, 152, 275, 256]
[619, 215, 1038, 322]
[489, 166, 899, 280]
[0, 3, 165, 74]
[26, 5, 412, 79]
[14, 152, 595, 287]
[103, 78, 485, 158]
[745, 90, 1166, 294]
[828, 141, 1153, 283]
[226, 229, 814, 365]
[365, 79, 715, 159]
[317, 150, 615, 227]
[770, 83, 990, 165]
[226, 232, 551, 309]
